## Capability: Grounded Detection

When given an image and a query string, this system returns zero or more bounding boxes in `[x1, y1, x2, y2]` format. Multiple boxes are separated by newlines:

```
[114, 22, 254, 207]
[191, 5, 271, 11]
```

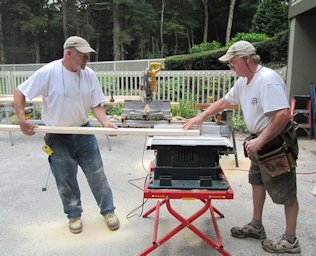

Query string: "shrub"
[227, 32, 270, 46]
[106, 104, 124, 116]
[165, 29, 288, 70]
[190, 41, 222, 54]
[233, 115, 248, 134]
[171, 100, 197, 119]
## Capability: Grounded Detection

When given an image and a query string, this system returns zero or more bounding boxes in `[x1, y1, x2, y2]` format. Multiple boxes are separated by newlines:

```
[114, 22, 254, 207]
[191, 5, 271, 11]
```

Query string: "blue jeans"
[44, 129, 115, 218]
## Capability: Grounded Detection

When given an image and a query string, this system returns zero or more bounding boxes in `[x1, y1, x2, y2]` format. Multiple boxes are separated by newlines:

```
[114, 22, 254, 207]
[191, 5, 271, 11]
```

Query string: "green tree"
[0, 0, 263, 63]
[251, 0, 288, 36]
[124, 1, 159, 59]
[87, 0, 113, 61]
[0, 0, 5, 64]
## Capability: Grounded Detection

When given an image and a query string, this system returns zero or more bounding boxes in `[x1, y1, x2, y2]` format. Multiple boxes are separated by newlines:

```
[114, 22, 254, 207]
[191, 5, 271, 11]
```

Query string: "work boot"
[68, 216, 82, 234]
[231, 223, 266, 239]
[262, 235, 301, 253]
[104, 212, 120, 231]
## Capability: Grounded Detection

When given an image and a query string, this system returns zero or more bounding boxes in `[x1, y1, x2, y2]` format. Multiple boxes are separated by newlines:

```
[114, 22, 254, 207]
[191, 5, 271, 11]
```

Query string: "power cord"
[141, 135, 150, 174]
[126, 135, 152, 219]
[126, 174, 150, 220]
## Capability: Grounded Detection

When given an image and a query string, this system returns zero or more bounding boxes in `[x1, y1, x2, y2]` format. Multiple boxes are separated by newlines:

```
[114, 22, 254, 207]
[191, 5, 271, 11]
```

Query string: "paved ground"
[0, 131, 315, 256]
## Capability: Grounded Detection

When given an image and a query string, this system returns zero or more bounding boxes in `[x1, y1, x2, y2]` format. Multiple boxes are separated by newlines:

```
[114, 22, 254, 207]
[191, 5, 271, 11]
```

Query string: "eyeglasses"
[228, 56, 244, 66]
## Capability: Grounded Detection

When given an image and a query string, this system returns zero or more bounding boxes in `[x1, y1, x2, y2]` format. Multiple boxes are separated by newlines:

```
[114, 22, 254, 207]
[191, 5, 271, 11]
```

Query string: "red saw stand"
[139, 166, 234, 256]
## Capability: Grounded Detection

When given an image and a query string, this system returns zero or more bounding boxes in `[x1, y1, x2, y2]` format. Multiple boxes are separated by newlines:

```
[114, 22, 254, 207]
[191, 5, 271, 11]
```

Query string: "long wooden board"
[0, 124, 200, 136]
[0, 94, 140, 105]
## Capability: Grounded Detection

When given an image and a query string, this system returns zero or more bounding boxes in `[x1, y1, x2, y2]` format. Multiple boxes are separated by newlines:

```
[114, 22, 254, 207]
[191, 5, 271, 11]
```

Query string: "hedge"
[164, 30, 289, 70]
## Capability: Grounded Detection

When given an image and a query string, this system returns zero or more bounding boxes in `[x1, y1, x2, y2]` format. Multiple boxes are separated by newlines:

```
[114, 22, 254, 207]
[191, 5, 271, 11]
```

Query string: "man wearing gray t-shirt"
[183, 41, 300, 254]
[14, 36, 120, 234]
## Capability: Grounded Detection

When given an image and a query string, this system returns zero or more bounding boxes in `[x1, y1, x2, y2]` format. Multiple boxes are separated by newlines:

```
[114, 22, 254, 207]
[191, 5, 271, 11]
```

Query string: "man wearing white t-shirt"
[14, 36, 120, 234]
[183, 41, 300, 254]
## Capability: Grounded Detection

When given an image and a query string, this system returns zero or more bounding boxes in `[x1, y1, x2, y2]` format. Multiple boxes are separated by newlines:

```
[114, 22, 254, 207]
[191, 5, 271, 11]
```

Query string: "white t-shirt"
[18, 59, 105, 126]
[224, 66, 289, 134]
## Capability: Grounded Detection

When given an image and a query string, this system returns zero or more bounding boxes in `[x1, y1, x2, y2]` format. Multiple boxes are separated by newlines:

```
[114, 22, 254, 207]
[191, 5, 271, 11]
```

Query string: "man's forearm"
[200, 97, 230, 120]
[257, 109, 291, 148]
[92, 105, 110, 126]
[14, 89, 26, 123]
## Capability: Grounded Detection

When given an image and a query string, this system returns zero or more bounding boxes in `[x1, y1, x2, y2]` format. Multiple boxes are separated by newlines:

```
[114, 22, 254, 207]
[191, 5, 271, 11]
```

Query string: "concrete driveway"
[0, 131, 315, 256]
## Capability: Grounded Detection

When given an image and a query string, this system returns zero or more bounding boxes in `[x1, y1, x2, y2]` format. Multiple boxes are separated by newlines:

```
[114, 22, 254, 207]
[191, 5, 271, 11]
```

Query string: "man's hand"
[103, 120, 118, 129]
[18, 120, 37, 136]
[182, 116, 204, 130]
[244, 138, 261, 157]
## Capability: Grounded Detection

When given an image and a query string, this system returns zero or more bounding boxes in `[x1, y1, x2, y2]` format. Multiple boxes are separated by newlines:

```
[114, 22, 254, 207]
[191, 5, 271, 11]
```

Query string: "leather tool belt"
[244, 123, 299, 177]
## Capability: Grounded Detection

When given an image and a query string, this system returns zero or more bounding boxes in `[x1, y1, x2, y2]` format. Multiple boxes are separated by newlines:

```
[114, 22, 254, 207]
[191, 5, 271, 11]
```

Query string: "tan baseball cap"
[218, 40, 256, 63]
[63, 36, 96, 53]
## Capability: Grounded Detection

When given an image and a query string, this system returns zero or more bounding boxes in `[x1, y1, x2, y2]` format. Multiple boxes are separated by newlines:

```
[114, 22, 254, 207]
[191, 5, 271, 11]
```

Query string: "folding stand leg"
[42, 166, 51, 191]
[200, 199, 224, 218]
[208, 203, 227, 255]
[231, 128, 238, 167]
[142, 199, 167, 218]
[105, 135, 112, 151]
[139, 198, 231, 256]
[4, 106, 14, 146]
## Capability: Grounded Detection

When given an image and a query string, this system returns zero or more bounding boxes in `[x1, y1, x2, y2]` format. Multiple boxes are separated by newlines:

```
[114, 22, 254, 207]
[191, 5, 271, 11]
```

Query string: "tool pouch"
[254, 123, 298, 177]
[255, 145, 296, 177]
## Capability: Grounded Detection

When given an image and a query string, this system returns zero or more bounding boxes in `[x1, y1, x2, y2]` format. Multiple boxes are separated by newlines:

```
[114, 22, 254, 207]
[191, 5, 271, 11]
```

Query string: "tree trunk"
[34, 33, 40, 63]
[113, 3, 121, 60]
[151, 36, 159, 55]
[62, 0, 68, 39]
[173, 31, 178, 55]
[191, 29, 194, 46]
[0, 4, 4, 64]
[202, 0, 208, 42]
[225, 0, 236, 44]
[120, 39, 125, 60]
[185, 28, 191, 50]
[95, 33, 100, 61]
[209, 5, 220, 41]
[160, 0, 167, 57]
[139, 41, 144, 59]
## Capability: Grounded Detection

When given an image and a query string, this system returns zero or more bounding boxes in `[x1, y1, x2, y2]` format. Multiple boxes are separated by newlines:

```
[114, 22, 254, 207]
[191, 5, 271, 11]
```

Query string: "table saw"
[146, 123, 233, 190]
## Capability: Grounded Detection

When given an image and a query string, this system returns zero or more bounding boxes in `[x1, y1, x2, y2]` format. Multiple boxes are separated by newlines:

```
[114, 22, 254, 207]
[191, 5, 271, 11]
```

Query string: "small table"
[139, 170, 234, 256]
[0, 95, 42, 145]
[0, 102, 15, 145]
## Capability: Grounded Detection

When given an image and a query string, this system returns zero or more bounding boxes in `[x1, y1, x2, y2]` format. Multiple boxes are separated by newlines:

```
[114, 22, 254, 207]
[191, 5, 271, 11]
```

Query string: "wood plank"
[0, 94, 141, 105]
[0, 124, 200, 136]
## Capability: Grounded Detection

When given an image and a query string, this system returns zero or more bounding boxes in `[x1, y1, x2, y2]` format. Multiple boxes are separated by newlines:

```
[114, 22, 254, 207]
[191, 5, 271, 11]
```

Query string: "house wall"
[287, 0, 316, 97]
[287, 14, 316, 96]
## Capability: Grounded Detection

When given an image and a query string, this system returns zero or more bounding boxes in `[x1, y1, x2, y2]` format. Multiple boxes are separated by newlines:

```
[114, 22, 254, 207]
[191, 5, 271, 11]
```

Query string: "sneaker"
[262, 235, 301, 253]
[104, 212, 120, 231]
[231, 223, 266, 239]
[68, 216, 82, 234]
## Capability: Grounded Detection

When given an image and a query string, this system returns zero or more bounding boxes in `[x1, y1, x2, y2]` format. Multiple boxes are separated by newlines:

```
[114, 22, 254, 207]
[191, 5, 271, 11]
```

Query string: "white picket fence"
[0, 70, 238, 103]
[0, 68, 286, 110]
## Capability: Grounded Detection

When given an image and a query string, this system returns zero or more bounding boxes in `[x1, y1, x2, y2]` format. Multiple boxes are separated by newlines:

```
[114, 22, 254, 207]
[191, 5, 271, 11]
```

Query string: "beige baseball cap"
[63, 36, 96, 53]
[218, 40, 256, 63]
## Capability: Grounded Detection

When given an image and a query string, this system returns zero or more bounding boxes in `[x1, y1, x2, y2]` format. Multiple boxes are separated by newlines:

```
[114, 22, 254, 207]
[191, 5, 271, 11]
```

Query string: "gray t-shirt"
[18, 59, 105, 126]
[225, 66, 289, 134]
